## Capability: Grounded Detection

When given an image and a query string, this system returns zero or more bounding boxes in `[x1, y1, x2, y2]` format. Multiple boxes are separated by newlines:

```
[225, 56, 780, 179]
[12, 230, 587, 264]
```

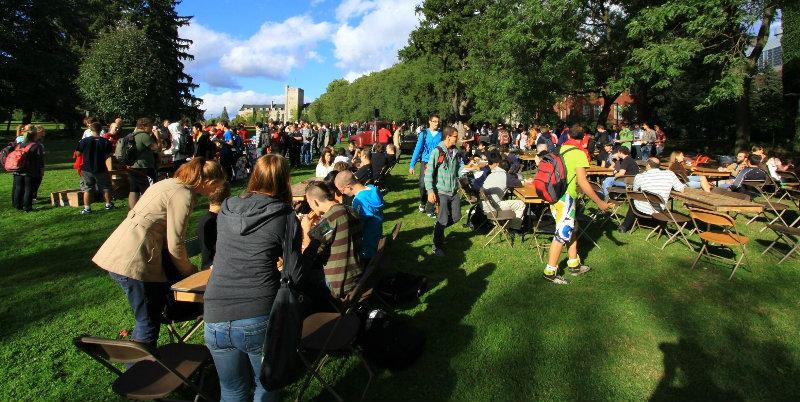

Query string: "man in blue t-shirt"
[217, 121, 235, 181]
[409, 114, 442, 216]
[335, 170, 384, 264]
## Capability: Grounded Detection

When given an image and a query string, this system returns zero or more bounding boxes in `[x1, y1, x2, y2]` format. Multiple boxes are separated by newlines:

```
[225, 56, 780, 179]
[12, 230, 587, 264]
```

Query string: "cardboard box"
[64, 190, 85, 207]
[50, 189, 79, 207]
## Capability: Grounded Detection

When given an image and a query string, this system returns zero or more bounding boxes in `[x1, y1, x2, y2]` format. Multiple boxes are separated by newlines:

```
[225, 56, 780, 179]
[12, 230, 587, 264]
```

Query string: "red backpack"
[533, 146, 579, 203]
[3, 142, 35, 172]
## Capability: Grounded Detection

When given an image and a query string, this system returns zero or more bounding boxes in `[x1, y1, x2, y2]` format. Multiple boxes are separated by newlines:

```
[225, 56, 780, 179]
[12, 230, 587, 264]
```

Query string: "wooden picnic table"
[514, 185, 545, 204]
[670, 188, 763, 213]
[291, 177, 325, 202]
[171, 269, 212, 303]
[585, 166, 614, 176]
[463, 161, 488, 171]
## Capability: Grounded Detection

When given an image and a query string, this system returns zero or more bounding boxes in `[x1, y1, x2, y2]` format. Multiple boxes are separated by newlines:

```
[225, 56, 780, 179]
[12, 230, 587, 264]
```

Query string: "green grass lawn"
[2, 138, 800, 401]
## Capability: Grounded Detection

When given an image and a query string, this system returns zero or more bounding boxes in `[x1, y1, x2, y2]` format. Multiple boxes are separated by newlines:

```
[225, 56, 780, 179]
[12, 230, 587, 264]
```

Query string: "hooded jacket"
[352, 184, 384, 260]
[203, 193, 297, 323]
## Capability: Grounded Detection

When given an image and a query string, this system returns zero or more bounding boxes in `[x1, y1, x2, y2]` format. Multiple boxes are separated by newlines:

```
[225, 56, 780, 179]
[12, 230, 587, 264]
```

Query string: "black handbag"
[261, 211, 308, 390]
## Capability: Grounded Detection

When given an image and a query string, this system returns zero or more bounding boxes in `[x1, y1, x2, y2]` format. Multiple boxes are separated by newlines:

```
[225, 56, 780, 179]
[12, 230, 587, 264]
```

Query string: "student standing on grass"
[75, 122, 115, 214]
[424, 127, 465, 257]
[125, 118, 161, 210]
[93, 158, 225, 348]
[10, 128, 44, 212]
[409, 114, 442, 216]
[204, 155, 297, 402]
[543, 125, 613, 285]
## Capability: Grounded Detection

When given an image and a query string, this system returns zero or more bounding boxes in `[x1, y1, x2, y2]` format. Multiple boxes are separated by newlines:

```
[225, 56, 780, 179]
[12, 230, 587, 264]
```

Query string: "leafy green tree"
[219, 107, 230, 122]
[783, 2, 800, 148]
[624, 0, 777, 150]
[78, 26, 169, 120]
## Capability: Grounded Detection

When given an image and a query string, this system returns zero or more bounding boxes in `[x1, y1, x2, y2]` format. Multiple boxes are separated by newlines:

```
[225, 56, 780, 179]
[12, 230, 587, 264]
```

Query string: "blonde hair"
[247, 154, 292, 203]
[174, 158, 226, 187]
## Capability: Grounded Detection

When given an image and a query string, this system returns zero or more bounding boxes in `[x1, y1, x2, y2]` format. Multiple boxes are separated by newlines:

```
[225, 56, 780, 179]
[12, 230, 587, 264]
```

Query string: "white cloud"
[307, 50, 324, 62]
[198, 90, 283, 118]
[219, 16, 332, 79]
[336, 0, 378, 21]
[333, 0, 420, 80]
[180, 16, 332, 87]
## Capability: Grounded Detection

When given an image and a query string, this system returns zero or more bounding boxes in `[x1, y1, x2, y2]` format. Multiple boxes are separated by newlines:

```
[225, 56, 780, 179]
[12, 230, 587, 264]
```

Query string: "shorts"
[80, 171, 112, 193]
[128, 168, 155, 193]
[550, 193, 576, 244]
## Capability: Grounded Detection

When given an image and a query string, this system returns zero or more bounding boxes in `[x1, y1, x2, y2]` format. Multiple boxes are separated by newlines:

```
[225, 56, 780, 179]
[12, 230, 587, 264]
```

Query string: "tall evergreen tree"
[783, 2, 800, 148]
[219, 107, 230, 122]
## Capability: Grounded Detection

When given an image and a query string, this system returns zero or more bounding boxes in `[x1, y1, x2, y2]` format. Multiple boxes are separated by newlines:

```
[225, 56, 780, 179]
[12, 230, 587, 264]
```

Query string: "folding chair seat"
[641, 190, 694, 251]
[479, 188, 515, 246]
[295, 238, 388, 402]
[73, 337, 211, 401]
[689, 208, 749, 280]
[762, 223, 800, 264]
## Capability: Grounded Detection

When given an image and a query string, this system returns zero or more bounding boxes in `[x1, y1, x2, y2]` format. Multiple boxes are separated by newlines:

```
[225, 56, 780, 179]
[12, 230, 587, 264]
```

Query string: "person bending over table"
[301, 181, 364, 300]
[93, 158, 226, 348]
[619, 158, 685, 233]
[335, 170, 385, 266]
[601, 146, 639, 198]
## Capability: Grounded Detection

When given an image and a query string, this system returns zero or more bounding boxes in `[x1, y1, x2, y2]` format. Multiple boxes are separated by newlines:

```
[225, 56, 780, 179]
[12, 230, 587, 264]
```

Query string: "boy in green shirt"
[544, 124, 613, 284]
[424, 127, 465, 257]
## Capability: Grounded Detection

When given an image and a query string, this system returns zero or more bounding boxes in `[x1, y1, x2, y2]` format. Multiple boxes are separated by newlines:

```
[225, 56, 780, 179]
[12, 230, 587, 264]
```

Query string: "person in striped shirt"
[619, 158, 685, 233]
[302, 181, 364, 299]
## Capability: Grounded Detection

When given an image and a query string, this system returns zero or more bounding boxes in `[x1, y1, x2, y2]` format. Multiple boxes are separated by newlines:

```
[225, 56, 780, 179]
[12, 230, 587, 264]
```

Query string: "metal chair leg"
[778, 242, 800, 264]
[729, 248, 746, 280]
[691, 244, 707, 270]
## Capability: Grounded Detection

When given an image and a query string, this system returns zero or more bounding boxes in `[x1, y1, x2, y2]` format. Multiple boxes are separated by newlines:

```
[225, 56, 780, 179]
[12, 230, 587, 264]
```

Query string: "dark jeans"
[220, 154, 234, 181]
[11, 174, 34, 211]
[109, 272, 168, 348]
[433, 193, 461, 248]
[205, 316, 276, 402]
[32, 175, 43, 199]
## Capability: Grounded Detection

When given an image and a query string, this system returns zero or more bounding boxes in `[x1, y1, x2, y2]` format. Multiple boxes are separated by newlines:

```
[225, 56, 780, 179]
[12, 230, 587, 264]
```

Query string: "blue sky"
[175, 0, 422, 117]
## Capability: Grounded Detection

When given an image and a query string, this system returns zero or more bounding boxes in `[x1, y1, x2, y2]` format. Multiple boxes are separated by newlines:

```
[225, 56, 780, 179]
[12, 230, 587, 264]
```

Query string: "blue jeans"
[301, 143, 311, 165]
[205, 316, 276, 402]
[640, 144, 651, 160]
[601, 177, 627, 198]
[686, 175, 703, 189]
[109, 272, 168, 348]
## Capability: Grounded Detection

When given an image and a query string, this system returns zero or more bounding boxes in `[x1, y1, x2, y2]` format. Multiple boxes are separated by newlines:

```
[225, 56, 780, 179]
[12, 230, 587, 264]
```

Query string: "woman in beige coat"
[93, 157, 226, 347]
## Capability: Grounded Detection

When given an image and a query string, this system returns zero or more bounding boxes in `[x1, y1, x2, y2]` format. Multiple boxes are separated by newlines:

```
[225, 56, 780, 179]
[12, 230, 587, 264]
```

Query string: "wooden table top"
[291, 177, 325, 201]
[519, 153, 538, 161]
[514, 185, 545, 204]
[171, 269, 211, 303]
[670, 188, 763, 213]
[464, 162, 488, 171]
[585, 166, 615, 176]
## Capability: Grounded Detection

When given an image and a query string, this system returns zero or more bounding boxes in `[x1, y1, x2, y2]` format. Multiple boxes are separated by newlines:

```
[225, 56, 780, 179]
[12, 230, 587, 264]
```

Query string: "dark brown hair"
[247, 154, 292, 203]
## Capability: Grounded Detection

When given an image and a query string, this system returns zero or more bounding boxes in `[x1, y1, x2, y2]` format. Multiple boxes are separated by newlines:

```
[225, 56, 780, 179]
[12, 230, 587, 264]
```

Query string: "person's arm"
[576, 167, 612, 210]
[409, 133, 425, 173]
[615, 168, 627, 178]
[165, 191, 197, 276]
[672, 175, 686, 192]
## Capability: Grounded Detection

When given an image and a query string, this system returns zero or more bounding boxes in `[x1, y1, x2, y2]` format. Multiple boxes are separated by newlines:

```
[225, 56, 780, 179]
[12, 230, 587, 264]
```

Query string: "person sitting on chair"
[619, 158, 685, 233]
[602, 146, 639, 199]
[475, 151, 526, 236]
[719, 154, 767, 193]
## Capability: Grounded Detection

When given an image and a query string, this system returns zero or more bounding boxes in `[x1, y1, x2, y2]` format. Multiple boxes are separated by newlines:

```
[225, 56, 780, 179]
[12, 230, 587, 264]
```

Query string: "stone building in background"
[238, 85, 304, 123]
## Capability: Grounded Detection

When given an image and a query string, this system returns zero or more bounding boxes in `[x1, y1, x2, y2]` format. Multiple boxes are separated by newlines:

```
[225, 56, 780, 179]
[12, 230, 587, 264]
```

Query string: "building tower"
[284, 85, 304, 123]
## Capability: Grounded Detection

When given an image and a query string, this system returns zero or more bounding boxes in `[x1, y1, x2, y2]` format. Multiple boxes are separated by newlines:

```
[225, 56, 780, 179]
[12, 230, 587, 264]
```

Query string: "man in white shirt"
[619, 157, 685, 232]
[475, 151, 526, 233]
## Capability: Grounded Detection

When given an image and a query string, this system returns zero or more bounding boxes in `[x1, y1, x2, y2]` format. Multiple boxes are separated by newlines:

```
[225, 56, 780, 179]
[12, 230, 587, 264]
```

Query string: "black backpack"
[464, 203, 488, 231]
[356, 310, 425, 370]
[376, 272, 428, 304]
[115, 132, 139, 166]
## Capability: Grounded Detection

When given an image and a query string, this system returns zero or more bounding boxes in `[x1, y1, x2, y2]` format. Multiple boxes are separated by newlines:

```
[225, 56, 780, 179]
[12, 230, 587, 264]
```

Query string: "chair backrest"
[779, 171, 800, 188]
[621, 175, 636, 186]
[626, 190, 652, 217]
[343, 236, 387, 307]
[74, 336, 154, 366]
[479, 188, 503, 211]
[689, 208, 735, 228]
[641, 190, 666, 211]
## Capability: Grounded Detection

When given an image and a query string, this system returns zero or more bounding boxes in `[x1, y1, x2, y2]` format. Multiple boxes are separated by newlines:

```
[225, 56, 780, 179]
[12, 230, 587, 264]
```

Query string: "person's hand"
[427, 192, 437, 204]
[300, 213, 315, 234]
[599, 201, 614, 211]
[409, 167, 415, 175]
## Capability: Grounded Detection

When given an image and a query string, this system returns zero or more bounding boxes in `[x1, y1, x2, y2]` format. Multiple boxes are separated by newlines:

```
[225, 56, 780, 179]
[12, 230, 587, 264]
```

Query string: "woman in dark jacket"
[204, 154, 299, 402]
[11, 128, 45, 212]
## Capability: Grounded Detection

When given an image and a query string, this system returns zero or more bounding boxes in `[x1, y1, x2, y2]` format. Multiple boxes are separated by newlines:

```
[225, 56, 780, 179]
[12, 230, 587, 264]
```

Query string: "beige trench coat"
[93, 178, 197, 282]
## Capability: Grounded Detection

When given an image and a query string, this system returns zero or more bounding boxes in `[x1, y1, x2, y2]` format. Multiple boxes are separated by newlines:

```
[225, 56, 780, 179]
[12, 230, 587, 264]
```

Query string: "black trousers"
[31, 175, 43, 198]
[12, 174, 34, 211]
[433, 193, 461, 248]
[418, 162, 428, 207]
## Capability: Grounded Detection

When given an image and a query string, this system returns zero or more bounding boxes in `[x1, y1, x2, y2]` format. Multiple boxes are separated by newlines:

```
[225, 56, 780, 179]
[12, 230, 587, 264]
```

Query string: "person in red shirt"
[377, 126, 391, 144]
[237, 123, 248, 142]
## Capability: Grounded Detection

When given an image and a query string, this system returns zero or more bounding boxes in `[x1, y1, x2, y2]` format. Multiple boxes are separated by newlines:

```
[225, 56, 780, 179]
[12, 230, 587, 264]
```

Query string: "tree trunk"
[735, 79, 752, 151]
[597, 92, 620, 126]
[735, 5, 775, 150]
